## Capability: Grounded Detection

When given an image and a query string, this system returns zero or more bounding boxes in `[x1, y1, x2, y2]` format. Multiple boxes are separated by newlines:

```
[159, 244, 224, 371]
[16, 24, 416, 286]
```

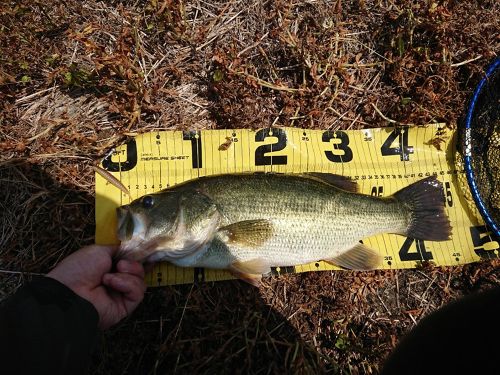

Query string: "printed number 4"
[381, 127, 414, 161]
[399, 238, 433, 261]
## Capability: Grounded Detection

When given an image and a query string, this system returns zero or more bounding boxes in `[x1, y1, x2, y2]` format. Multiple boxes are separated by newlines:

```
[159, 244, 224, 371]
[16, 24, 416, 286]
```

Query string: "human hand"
[47, 245, 146, 329]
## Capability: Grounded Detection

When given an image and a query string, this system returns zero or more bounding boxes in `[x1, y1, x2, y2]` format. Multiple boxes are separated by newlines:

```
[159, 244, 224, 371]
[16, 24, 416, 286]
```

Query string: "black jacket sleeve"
[381, 286, 500, 375]
[0, 276, 99, 375]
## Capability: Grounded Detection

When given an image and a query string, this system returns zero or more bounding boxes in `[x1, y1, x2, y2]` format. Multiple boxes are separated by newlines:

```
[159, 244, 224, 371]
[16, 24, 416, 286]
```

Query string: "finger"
[116, 259, 145, 278]
[102, 273, 146, 303]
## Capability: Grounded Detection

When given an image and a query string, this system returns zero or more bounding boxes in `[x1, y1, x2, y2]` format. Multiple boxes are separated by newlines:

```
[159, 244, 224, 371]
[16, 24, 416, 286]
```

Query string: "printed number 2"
[399, 238, 433, 261]
[255, 128, 288, 166]
[381, 127, 414, 161]
[322, 130, 353, 163]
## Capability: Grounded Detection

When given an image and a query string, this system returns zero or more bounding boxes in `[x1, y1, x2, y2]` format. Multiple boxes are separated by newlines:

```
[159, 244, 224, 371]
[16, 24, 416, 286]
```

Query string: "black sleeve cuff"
[0, 276, 99, 375]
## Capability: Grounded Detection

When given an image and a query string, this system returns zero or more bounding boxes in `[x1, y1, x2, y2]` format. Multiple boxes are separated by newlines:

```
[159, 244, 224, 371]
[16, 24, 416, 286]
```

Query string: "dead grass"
[1, 0, 499, 374]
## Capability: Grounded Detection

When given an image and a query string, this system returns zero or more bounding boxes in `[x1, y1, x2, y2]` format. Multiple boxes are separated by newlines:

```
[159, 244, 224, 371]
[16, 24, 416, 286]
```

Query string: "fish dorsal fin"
[218, 220, 274, 247]
[229, 259, 270, 287]
[323, 243, 381, 270]
[302, 173, 358, 192]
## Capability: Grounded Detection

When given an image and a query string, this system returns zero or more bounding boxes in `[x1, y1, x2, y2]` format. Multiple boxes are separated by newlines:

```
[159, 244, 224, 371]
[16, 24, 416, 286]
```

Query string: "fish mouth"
[116, 205, 148, 242]
[116, 205, 133, 242]
[116, 205, 148, 255]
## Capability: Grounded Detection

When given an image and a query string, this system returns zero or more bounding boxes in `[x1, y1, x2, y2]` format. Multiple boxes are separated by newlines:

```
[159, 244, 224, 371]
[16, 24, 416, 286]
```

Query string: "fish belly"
[187, 197, 407, 269]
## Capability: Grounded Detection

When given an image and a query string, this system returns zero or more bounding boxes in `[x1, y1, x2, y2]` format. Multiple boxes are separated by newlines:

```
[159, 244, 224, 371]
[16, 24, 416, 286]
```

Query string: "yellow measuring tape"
[95, 124, 500, 286]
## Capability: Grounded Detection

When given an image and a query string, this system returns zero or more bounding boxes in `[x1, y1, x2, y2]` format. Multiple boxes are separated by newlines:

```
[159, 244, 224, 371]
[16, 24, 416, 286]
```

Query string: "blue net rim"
[463, 57, 500, 238]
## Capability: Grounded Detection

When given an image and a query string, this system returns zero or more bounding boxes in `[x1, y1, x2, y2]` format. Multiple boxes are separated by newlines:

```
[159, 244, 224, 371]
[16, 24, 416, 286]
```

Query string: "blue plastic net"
[463, 58, 500, 238]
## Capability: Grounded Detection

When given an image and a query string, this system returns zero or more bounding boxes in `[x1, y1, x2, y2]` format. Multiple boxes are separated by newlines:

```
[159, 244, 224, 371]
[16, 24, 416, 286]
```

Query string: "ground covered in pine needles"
[1, 1, 499, 374]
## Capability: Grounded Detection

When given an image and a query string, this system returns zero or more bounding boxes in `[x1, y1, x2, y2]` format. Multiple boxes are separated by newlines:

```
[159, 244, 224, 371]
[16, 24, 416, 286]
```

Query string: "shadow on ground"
[95, 281, 335, 374]
[0, 161, 334, 374]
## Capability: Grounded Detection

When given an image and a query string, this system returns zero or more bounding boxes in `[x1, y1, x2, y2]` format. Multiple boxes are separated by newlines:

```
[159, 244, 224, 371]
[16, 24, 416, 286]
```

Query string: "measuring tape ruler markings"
[357, 127, 418, 269]
[98, 127, 442, 284]
[359, 128, 394, 269]
[446, 131, 474, 265]
[441, 129, 465, 265]
[423, 125, 445, 267]
[95, 125, 497, 286]
[433, 127, 455, 266]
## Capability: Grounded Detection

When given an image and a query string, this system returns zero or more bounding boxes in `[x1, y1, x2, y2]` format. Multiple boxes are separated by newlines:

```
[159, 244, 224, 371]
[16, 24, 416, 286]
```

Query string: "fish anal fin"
[229, 259, 270, 287]
[324, 243, 381, 270]
[229, 271, 262, 287]
[218, 220, 274, 247]
[302, 173, 358, 192]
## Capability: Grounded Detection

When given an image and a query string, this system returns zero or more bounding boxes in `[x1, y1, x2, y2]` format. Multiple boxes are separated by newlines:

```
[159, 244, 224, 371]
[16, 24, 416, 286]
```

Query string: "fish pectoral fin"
[301, 172, 358, 192]
[324, 243, 381, 270]
[218, 220, 274, 248]
[229, 259, 270, 287]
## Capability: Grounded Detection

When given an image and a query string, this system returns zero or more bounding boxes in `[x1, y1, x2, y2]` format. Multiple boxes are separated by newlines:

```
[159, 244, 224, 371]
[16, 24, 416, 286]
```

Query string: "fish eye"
[142, 195, 154, 208]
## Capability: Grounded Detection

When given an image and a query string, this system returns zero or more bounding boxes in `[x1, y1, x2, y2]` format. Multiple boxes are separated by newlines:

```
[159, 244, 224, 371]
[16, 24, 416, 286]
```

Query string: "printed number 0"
[102, 139, 138, 172]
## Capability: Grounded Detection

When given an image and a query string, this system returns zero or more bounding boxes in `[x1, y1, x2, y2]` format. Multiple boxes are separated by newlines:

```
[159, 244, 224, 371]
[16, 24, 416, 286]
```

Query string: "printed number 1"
[183, 131, 202, 168]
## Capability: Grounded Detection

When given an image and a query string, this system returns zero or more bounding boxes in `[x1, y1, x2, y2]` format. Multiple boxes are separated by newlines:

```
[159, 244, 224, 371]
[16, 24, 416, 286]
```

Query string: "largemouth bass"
[116, 173, 451, 285]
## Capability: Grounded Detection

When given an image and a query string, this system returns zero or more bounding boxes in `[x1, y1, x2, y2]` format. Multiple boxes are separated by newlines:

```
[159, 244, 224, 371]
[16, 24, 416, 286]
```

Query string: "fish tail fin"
[393, 176, 452, 241]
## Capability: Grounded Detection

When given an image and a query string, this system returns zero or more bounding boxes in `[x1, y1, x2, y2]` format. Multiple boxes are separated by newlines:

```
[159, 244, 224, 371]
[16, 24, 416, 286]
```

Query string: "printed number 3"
[322, 130, 353, 163]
